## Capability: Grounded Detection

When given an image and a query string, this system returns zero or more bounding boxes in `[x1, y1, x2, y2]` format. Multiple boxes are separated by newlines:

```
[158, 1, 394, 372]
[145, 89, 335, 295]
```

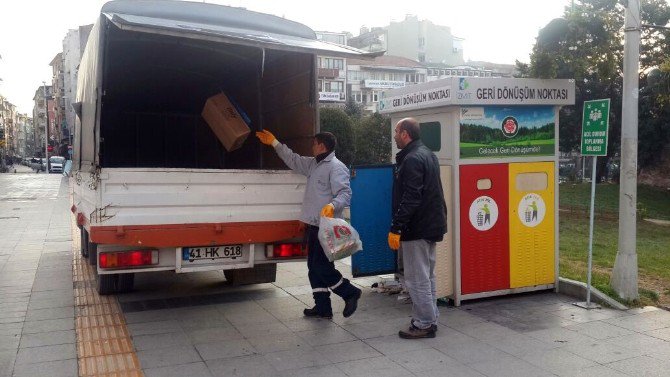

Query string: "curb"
[558, 277, 628, 310]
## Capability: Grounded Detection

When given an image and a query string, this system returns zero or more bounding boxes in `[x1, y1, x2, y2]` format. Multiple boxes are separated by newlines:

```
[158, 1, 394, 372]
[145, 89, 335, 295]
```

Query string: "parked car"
[49, 156, 66, 174]
[29, 158, 45, 172]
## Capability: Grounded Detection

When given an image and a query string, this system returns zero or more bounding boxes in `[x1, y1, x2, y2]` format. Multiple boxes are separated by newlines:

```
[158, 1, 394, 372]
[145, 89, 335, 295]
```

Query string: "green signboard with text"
[581, 99, 610, 156]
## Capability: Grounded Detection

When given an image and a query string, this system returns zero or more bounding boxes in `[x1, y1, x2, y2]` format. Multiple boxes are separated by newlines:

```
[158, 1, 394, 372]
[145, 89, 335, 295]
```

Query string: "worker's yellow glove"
[387, 232, 400, 250]
[320, 203, 334, 218]
[255, 130, 277, 146]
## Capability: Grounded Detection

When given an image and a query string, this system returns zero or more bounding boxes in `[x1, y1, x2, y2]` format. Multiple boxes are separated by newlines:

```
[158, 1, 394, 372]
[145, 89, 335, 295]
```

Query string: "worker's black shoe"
[303, 307, 332, 319]
[399, 323, 436, 339]
[343, 288, 362, 318]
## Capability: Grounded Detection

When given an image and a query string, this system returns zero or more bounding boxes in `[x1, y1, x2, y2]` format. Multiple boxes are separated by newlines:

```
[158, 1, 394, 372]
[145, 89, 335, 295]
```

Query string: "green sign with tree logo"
[581, 99, 610, 156]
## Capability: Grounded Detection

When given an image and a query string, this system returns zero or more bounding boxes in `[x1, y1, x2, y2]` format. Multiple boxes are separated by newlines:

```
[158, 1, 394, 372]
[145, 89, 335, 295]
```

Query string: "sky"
[0, 0, 571, 114]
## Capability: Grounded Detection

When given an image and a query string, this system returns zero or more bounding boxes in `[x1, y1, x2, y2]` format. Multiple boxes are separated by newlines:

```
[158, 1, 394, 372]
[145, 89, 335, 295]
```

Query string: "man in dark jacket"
[388, 117, 447, 339]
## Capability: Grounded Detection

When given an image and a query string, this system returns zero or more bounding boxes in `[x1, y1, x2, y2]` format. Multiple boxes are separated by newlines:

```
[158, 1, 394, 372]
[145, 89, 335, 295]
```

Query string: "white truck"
[71, 0, 375, 294]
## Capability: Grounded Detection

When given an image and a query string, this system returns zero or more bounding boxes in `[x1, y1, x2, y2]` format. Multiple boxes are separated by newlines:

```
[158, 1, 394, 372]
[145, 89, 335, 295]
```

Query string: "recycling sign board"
[581, 99, 610, 156]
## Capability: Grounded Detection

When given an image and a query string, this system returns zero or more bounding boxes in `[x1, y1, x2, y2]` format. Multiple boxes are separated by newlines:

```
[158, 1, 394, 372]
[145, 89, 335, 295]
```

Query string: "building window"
[418, 53, 425, 62]
[318, 80, 323, 90]
[372, 91, 379, 102]
[351, 91, 362, 102]
[324, 58, 344, 69]
[362, 94, 368, 103]
[418, 37, 425, 47]
[325, 81, 344, 93]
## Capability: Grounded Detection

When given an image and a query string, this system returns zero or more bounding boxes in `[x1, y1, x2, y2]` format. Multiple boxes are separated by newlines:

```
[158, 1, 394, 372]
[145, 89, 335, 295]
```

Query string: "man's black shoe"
[343, 289, 362, 318]
[303, 307, 332, 319]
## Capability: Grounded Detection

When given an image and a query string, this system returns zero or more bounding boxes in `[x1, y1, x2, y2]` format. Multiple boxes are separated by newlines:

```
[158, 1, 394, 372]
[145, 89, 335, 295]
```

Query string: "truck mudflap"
[88, 220, 304, 248]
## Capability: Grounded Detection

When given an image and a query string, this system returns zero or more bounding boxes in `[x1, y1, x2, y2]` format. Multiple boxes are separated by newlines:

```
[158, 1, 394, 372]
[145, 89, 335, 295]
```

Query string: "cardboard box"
[201, 92, 251, 152]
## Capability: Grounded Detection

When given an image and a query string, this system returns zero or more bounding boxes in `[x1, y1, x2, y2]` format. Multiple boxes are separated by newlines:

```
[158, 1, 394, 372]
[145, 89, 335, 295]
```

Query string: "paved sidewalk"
[0, 173, 75, 377]
[2, 173, 670, 377]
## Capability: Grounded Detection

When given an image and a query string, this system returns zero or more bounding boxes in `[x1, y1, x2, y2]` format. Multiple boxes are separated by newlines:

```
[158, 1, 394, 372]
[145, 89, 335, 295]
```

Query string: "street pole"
[611, 0, 640, 300]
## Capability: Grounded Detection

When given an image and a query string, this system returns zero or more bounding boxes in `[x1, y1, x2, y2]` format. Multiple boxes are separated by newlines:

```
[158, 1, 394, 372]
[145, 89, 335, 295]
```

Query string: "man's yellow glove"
[255, 130, 277, 146]
[320, 203, 334, 218]
[387, 232, 400, 250]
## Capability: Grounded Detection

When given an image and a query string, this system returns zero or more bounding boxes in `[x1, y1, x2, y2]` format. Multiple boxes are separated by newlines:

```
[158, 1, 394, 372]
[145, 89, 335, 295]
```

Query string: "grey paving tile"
[469, 353, 555, 377]
[132, 331, 193, 351]
[123, 309, 180, 324]
[0, 350, 16, 377]
[144, 361, 214, 377]
[18, 330, 74, 348]
[607, 355, 670, 377]
[563, 339, 644, 364]
[0, 324, 22, 337]
[137, 345, 202, 369]
[194, 339, 256, 361]
[14, 343, 76, 364]
[263, 348, 331, 371]
[340, 317, 410, 340]
[422, 363, 487, 377]
[389, 347, 465, 373]
[185, 326, 244, 344]
[278, 364, 347, 377]
[246, 333, 310, 354]
[605, 313, 670, 332]
[364, 334, 431, 356]
[557, 365, 631, 377]
[646, 327, 670, 341]
[0, 335, 20, 351]
[127, 320, 182, 336]
[482, 332, 560, 356]
[335, 356, 411, 377]
[281, 317, 339, 333]
[234, 321, 293, 338]
[525, 326, 597, 347]
[21, 318, 74, 334]
[296, 326, 357, 347]
[11, 359, 78, 377]
[206, 354, 278, 377]
[565, 320, 636, 340]
[27, 297, 74, 310]
[25, 307, 73, 321]
[456, 320, 521, 340]
[315, 340, 382, 364]
[434, 337, 511, 365]
[520, 348, 597, 376]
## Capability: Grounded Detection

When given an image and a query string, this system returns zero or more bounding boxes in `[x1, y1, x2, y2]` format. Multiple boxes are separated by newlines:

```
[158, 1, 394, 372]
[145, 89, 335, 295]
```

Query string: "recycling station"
[350, 77, 575, 305]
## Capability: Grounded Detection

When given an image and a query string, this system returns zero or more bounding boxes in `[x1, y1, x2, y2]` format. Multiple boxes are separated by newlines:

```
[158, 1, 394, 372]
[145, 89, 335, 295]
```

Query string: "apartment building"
[316, 31, 349, 106]
[347, 55, 426, 113]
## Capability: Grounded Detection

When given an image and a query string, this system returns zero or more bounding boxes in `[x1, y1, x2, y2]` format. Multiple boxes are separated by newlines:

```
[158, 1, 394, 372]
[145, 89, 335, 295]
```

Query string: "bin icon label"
[469, 196, 499, 231]
[518, 193, 546, 228]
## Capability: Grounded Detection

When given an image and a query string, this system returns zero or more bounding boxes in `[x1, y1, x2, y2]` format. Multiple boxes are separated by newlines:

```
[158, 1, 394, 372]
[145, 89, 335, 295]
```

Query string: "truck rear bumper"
[89, 220, 304, 248]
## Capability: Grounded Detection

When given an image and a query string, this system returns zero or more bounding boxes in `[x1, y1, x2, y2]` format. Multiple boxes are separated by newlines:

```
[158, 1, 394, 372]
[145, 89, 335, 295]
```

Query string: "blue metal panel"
[350, 165, 397, 277]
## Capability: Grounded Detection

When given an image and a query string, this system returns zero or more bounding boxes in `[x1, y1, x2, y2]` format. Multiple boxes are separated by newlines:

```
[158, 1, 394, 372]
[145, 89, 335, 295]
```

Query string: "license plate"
[182, 245, 243, 262]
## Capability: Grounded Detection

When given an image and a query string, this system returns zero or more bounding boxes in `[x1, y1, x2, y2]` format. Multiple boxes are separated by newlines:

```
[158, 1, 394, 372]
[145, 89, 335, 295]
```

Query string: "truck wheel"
[224, 264, 277, 285]
[88, 241, 98, 266]
[80, 227, 89, 258]
[117, 273, 135, 293]
[97, 274, 118, 295]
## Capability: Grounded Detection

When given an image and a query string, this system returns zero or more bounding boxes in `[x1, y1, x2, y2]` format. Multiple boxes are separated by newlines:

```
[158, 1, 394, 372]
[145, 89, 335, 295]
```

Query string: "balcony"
[317, 68, 340, 79]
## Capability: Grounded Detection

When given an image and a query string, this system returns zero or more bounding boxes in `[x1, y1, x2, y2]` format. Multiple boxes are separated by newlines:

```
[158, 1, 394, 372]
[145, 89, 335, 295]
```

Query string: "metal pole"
[582, 156, 586, 182]
[586, 156, 597, 305]
[611, 0, 640, 300]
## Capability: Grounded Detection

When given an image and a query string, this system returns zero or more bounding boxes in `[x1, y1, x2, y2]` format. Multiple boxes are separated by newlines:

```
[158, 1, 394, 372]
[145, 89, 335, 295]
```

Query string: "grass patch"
[560, 182, 670, 220]
[559, 211, 670, 307]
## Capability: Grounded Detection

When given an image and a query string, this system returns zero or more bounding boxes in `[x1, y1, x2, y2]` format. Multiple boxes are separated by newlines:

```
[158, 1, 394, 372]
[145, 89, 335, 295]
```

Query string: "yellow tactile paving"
[79, 353, 143, 375]
[71, 214, 144, 377]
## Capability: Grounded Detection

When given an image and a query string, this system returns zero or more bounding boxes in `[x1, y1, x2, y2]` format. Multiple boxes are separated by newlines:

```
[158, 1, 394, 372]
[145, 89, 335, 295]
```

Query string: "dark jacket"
[391, 140, 447, 242]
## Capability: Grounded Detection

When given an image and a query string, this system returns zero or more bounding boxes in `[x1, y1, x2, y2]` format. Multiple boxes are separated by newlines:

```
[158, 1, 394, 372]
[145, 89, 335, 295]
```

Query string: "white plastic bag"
[317, 216, 363, 262]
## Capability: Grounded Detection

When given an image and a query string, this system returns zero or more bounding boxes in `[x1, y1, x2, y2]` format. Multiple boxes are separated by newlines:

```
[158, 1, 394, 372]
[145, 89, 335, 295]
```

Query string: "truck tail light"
[265, 243, 307, 259]
[99, 250, 159, 269]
